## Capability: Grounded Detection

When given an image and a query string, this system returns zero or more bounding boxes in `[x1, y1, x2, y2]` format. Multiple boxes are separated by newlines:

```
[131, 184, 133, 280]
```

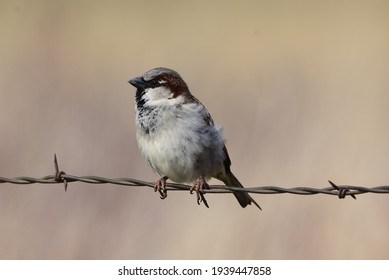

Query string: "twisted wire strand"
[1, 175, 389, 197]
[1, 155, 389, 199]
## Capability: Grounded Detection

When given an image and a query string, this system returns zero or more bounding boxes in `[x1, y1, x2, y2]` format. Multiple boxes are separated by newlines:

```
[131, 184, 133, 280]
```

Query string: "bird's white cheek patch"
[145, 87, 172, 101]
[144, 87, 185, 106]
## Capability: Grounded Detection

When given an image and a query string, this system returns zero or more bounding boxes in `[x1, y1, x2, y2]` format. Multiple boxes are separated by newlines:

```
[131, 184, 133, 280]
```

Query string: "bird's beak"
[129, 76, 146, 90]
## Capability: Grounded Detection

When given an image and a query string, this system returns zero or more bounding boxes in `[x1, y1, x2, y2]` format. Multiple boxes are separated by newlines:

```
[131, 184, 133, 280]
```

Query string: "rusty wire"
[1, 154, 389, 200]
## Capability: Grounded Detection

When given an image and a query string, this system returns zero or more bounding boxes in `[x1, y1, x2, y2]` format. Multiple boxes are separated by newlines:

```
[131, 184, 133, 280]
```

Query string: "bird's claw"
[190, 177, 210, 208]
[155, 176, 168, 199]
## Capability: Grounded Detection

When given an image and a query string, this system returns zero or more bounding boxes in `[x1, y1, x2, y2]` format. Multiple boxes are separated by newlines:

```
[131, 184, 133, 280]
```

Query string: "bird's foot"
[155, 176, 168, 199]
[190, 177, 210, 208]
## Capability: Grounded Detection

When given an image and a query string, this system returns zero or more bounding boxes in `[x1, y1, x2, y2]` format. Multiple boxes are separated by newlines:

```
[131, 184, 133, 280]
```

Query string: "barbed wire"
[1, 154, 389, 201]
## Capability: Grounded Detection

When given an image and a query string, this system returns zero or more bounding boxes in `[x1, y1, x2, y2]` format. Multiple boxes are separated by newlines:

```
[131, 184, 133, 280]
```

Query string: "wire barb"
[54, 154, 68, 191]
[328, 180, 357, 199]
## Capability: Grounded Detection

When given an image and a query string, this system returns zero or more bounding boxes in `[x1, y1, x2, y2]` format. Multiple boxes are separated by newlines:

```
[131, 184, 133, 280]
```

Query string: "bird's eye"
[151, 79, 160, 86]
[150, 79, 166, 87]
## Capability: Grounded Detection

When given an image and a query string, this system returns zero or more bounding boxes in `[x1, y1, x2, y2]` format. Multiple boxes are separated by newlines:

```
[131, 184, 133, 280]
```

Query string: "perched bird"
[129, 67, 261, 209]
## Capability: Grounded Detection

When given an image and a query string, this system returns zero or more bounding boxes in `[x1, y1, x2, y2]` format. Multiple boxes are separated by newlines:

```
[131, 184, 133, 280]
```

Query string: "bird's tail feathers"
[223, 172, 261, 210]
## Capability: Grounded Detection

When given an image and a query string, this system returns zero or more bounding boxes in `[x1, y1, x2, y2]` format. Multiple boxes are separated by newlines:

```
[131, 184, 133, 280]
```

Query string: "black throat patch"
[135, 89, 159, 134]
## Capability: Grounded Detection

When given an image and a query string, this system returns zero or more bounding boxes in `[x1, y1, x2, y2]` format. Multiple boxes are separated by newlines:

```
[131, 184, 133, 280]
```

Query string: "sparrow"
[128, 67, 261, 210]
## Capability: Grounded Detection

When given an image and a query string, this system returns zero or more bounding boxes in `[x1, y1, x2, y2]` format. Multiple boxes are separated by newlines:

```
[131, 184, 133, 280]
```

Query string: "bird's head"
[129, 67, 191, 107]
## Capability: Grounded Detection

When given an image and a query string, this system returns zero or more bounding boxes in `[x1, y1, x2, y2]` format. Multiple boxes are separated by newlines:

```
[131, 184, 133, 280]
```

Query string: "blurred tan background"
[1, 0, 389, 259]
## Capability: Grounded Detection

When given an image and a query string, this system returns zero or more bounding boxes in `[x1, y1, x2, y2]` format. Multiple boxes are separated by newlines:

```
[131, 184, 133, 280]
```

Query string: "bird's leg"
[155, 176, 168, 199]
[190, 176, 210, 208]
